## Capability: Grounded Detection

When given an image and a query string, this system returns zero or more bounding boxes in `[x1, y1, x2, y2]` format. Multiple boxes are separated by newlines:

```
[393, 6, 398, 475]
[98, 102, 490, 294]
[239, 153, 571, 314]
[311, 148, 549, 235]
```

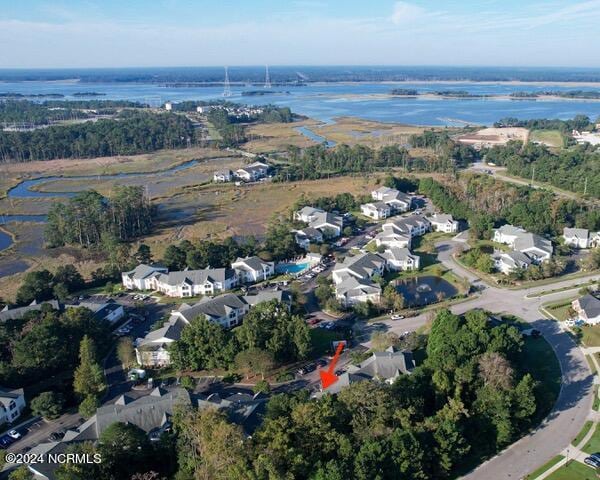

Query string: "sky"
[1, 0, 600, 68]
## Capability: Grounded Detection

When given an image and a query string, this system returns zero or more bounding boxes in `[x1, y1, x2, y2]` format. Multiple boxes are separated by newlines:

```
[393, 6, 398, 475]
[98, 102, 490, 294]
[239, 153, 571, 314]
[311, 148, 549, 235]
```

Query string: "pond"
[396, 275, 458, 306]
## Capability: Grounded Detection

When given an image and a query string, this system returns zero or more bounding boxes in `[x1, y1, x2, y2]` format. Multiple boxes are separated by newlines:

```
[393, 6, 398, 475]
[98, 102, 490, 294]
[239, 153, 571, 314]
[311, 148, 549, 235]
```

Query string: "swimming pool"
[276, 262, 310, 274]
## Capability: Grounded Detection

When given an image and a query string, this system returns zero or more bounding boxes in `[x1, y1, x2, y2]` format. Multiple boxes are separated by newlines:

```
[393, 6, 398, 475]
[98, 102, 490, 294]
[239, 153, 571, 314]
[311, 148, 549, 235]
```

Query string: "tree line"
[493, 115, 594, 132]
[418, 174, 600, 239]
[0, 110, 195, 162]
[166, 309, 542, 480]
[45, 186, 154, 248]
[484, 141, 600, 198]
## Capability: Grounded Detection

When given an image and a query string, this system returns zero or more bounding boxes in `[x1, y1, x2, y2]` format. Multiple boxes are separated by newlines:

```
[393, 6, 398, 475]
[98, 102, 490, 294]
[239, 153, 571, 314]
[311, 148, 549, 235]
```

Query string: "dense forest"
[162, 309, 542, 480]
[45, 186, 154, 248]
[484, 141, 600, 198]
[409, 130, 478, 168]
[493, 115, 594, 132]
[0, 99, 145, 125]
[0, 110, 195, 162]
[418, 174, 600, 238]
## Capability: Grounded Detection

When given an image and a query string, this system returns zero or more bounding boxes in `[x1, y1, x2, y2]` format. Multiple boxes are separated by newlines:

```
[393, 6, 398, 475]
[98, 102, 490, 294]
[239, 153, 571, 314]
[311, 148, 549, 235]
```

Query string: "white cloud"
[390, 1, 425, 24]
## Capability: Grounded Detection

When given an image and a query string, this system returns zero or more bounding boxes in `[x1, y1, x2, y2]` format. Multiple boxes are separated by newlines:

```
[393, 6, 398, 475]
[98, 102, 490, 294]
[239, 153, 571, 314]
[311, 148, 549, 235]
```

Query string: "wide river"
[2, 80, 600, 126]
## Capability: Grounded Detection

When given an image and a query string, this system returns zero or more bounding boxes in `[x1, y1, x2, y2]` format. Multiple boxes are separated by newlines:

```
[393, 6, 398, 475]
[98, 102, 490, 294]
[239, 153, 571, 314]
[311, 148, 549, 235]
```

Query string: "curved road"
[364, 237, 598, 479]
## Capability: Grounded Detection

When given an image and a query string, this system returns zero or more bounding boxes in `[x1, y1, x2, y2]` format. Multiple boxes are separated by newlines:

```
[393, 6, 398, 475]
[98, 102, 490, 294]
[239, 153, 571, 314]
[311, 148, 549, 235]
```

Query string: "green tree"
[74, 336, 106, 399]
[234, 348, 274, 379]
[98, 423, 153, 480]
[117, 337, 136, 369]
[170, 316, 235, 371]
[134, 243, 153, 264]
[15, 270, 54, 305]
[30, 391, 64, 419]
[8, 466, 33, 480]
[54, 264, 85, 292]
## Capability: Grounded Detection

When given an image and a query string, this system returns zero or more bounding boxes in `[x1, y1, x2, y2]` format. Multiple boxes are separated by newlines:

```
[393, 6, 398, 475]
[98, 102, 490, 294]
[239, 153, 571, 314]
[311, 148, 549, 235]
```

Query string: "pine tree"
[73, 335, 106, 399]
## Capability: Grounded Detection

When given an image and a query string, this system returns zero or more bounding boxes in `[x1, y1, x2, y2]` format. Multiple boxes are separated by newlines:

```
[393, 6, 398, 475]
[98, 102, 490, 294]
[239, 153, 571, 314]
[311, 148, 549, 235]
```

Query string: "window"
[9, 401, 16, 411]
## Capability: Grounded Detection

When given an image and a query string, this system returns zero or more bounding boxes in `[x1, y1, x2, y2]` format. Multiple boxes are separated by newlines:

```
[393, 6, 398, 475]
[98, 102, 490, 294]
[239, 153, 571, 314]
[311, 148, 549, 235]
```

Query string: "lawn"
[529, 129, 564, 148]
[580, 326, 600, 348]
[545, 459, 597, 480]
[582, 422, 600, 454]
[516, 337, 562, 423]
[572, 421, 594, 447]
[524, 455, 564, 480]
[310, 328, 347, 356]
[543, 298, 576, 321]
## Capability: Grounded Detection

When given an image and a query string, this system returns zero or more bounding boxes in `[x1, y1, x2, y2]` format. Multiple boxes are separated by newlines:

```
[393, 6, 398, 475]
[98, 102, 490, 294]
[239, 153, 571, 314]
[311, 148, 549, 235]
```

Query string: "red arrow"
[319, 342, 345, 389]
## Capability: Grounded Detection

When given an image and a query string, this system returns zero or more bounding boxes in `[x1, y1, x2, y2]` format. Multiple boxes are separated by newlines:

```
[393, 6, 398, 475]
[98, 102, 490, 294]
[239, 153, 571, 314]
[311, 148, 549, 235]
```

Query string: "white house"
[492, 251, 532, 275]
[152, 268, 238, 297]
[360, 202, 391, 220]
[0, 387, 26, 425]
[371, 187, 413, 212]
[563, 228, 592, 249]
[295, 206, 325, 223]
[382, 216, 430, 238]
[122, 264, 168, 291]
[293, 227, 324, 250]
[306, 211, 343, 238]
[232, 256, 275, 283]
[235, 161, 269, 182]
[380, 247, 420, 271]
[429, 214, 459, 233]
[213, 169, 233, 183]
[334, 275, 381, 307]
[164, 102, 173, 111]
[493, 225, 527, 247]
[572, 295, 600, 325]
[373, 231, 411, 250]
[332, 253, 386, 285]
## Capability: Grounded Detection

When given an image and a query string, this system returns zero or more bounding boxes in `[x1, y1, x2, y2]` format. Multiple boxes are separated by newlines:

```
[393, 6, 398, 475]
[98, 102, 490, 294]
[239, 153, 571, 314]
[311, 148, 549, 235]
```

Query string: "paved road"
[361, 237, 599, 479]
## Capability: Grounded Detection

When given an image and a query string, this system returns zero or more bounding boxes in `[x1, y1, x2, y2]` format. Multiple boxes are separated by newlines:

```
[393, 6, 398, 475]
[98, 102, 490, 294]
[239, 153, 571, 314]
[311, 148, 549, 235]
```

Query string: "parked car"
[590, 452, 600, 462]
[316, 359, 328, 368]
[390, 314, 405, 321]
[0, 435, 14, 448]
[584, 456, 600, 468]
[307, 318, 321, 326]
[7, 429, 21, 440]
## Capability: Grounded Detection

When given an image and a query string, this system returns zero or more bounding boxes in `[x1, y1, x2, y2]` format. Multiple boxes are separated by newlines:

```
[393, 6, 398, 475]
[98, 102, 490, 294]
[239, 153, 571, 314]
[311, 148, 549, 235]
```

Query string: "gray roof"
[363, 201, 389, 211]
[383, 215, 430, 233]
[514, 232, 553, 255]
[309, 211, 343, 230]
[349, 347, 415, 379]
[233, 256, 273, 272]
[95, 387, 191, 436]
[336, 275, 381, 297]
[123, 264, 167, 280]
[298, 206, 324, 218]
[430, 213, 455, 224]
[334, 252, 385, 279]
[242, 290, 291, 306]
[496, 224, 526, 236]
[577, 295, 600, 319]
[564, 227, 589, 239]
[139, 317, 188, 346]
[0, 300, 60, 322]
[176, 293, 247, 322]
[381, 247, 418, 262]
[0, 387, 24, 400]
[197, 391, 268, 435]
[505, 250, 533, 267]
[157, 267, 235, 286]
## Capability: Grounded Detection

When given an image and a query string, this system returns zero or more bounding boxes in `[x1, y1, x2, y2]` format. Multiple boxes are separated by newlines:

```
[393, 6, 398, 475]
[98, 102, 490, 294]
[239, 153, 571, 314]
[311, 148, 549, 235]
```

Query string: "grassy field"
[244, 119, 321, 153]
[580, 326, 600, 347]
[572, 421, 594, 446]
[524, 456, 564, 480]
[310, 328, 346, 356]
[529, 129, 564, 148]
[543, 298, 576, 321]
[545, 460, 596, 480]
[582, 423, 600, 454]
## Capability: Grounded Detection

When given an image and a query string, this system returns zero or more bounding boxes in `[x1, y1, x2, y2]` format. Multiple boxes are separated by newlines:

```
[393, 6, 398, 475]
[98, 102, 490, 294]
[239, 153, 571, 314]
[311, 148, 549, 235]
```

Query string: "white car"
[390, 314, 405, 321]
[564, 319, 576, 327]
[8, 430, 21, 440]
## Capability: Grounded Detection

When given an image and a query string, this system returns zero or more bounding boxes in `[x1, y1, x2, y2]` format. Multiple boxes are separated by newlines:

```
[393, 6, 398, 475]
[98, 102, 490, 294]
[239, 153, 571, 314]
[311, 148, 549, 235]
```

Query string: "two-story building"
[0, 387, 25, 425]
[232, 256, 275, 283]
[153, 268, 238, 297]
[121, 264, 168, 291]
[429, 214, 459, 233]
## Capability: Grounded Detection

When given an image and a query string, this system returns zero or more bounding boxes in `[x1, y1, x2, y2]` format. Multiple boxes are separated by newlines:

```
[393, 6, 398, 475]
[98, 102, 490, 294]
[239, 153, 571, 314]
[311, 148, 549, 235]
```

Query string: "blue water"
[1, 79, 599, 126]
[295, 126, 336, 147]
[396, 275, 458, 306]
[7, 159, 199, 199]
[0, 215, 48, 252]
[276, 262, 309, 274]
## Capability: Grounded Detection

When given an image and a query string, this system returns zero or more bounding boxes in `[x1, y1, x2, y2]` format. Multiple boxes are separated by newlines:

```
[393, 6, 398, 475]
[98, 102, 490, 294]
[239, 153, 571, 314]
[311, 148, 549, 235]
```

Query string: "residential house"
[572, 294, 600, 325]
[308, 211, 343, 238]
[213, 169, 233, 183]
[563, 228, 591, 249]
[371, 187, 413, 212]
[153, 268, 238, 297]
[380, 247, 420, 271]
[293, 227, 324, 250]
[122, 264, 168, 290]
[0, 387, 25, 425]
[493, 224, 527, 247]
[135, 316, 187, 367]
[196, 391, 268, 436]
[171, 293, 249, 329]
[0, 300, 60, 322]
[76, 300, 125, 324]
[373, 231, 411, 249]
[429, 214, 459, 233]
[382, 215, 431, 238]
[242, 289, 292, 310]
[492, 251, 532, 275]
[26, 388, 191, 480]
[334, 275, 382, 307]
[235, 161, 269, 182]
[360, 202, 391, 220]
[232, 256, 275, 283]
[321, 346, 415, 394]
[295, 206, 325, 223]
[332, 252, 386, 284]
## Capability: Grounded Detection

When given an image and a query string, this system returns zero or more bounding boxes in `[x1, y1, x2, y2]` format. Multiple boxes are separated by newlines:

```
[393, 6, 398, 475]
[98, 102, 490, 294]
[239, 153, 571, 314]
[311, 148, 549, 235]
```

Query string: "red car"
[307, 318, 322, 326]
